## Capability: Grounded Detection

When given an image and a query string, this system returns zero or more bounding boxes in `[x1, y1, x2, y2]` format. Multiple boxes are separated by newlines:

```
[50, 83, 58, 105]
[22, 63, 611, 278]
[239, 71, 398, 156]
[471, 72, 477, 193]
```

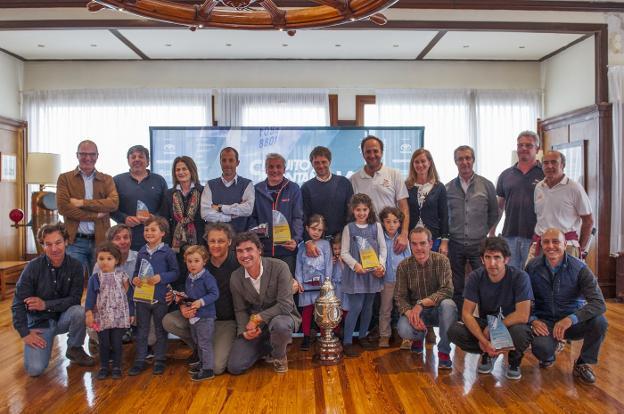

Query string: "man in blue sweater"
[526, 227, 607, 384]
[301, 146, 353, 257]
[112, 145, 168, 251]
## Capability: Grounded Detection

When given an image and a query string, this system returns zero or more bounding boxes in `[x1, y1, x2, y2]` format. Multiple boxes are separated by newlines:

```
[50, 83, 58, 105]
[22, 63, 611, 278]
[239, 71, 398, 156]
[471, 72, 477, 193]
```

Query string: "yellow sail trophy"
[133, 258, 156, 303]
[355, 236, 380, 270]
[272, 210, 291, 244]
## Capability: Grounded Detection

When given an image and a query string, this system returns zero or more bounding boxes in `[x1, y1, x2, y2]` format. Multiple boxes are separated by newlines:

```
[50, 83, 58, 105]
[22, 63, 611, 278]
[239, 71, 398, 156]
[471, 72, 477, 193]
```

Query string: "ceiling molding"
[416, 29, 446, 60]
[2, 0, 624, 12]
[109, 28, 150, 59]
[539, 32, 592, 61]
[0, 46, 25, 61]
[0, 19, 608, 34]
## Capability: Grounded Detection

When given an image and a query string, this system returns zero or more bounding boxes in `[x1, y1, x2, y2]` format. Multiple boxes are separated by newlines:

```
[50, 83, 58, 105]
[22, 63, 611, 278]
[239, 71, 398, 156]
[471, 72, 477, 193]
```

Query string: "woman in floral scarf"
[159, 156, 205, 291]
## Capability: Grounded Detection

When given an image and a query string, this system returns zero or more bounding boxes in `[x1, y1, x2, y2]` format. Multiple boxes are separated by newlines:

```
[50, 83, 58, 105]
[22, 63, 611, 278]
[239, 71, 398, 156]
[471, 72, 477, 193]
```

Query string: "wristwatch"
[416, 300, 424, 306]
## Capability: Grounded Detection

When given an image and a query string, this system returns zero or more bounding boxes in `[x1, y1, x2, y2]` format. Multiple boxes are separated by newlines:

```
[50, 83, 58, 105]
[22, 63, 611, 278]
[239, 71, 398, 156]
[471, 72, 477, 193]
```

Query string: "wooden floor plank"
[1, 297, 623, 413]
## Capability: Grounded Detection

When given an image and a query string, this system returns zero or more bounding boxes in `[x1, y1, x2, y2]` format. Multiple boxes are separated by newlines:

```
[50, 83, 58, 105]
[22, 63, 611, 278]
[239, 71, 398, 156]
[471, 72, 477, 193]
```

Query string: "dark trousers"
[447, 318, 532, 366]
[532, 315, 608, 365]
[448, 240, 482, 311]
[135, 301, 169, 362]
[97, 328, 125, 368]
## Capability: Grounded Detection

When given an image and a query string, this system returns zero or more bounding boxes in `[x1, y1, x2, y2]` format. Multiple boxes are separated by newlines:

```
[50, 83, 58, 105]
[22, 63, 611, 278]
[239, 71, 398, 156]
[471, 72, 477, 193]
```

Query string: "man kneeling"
[447, 237, 533, 380]
[227, 232, 301, 374]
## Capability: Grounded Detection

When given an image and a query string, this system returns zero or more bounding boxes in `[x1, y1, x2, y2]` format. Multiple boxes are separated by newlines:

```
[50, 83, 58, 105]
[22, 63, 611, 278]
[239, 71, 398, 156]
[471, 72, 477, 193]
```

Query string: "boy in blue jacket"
[129, 216, 179, 376]
[184, 245, 219, 381]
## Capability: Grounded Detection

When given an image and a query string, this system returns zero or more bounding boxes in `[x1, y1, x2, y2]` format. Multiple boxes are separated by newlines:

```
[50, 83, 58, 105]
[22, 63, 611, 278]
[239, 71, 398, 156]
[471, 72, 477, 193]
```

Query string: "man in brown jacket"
[57, 140, 119, 271]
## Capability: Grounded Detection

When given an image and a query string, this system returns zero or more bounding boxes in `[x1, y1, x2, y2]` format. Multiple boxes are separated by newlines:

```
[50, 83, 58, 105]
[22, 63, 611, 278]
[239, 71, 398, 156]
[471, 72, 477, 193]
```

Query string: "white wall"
[540, 37, 595, 118]
[0, 52, 23, 119]
[24, 60, 541, 120]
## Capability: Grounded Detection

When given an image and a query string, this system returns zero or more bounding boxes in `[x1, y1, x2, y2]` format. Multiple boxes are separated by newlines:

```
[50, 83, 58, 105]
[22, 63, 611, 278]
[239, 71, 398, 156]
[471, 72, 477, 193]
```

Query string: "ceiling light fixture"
[87, 0, 396, 34]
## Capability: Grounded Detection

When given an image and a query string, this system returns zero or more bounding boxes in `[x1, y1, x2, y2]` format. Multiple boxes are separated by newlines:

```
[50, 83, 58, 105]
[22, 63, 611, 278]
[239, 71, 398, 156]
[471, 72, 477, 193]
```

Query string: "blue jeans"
[66, 236, 95, 274]
[343, 292, 376, 345]
[397, 299, 457, 354]
[134, 301, 169, 362]
[23, 304, 86, 377]
[227, 315, 295, 375]
[532, 315, 608, 365]
[191, 318, 216, 371]
[504, 236, 532, 270]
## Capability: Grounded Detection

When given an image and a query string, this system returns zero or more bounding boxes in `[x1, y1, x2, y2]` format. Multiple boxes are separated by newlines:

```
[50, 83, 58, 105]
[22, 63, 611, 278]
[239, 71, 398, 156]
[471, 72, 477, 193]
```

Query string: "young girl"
[129, 216, 179, 376]
[378, 207, 411, 348]
[331, 234, 349, 335]
[340, 193, 387, 357]
[184, 245, 219, 381]
[85, 243, 131, 380]
[295, 215, 333, 351]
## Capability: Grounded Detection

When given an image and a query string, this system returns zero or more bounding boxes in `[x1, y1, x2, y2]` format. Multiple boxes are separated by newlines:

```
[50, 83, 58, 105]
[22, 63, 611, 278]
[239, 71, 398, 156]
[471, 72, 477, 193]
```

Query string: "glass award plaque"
[133, 259, 156, 304]
[272, 210, 291, 244]
[355, 236, 380, 270]
[487, 308, 515, 351]
[136, 200, 150, 220]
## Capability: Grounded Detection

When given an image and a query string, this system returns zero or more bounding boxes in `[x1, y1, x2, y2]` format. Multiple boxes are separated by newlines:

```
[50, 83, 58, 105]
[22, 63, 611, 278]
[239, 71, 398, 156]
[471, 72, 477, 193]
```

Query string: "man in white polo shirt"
[350, 135, 410, 254]
[532, 150, 593, 259]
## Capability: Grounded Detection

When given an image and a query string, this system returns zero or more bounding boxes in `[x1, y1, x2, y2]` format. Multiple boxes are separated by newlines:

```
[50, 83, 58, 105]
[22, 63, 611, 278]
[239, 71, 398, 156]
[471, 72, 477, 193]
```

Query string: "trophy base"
[314, 335, 343, 365]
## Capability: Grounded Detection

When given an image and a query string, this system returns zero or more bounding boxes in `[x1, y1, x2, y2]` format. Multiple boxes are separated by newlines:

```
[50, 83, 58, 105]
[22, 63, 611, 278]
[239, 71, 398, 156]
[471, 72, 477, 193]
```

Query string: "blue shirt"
[383, 232, 411, 284]
[463, 266, 534, 319]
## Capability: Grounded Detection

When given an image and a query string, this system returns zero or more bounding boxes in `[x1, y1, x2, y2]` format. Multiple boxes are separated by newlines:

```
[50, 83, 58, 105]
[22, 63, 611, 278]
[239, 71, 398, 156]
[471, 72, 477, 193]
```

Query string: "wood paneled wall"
[0, 116, 27, 261]
[538, 103, 613, 297]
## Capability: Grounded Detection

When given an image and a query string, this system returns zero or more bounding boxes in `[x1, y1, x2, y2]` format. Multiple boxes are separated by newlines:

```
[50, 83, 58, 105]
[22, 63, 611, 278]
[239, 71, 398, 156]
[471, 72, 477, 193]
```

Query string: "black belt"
[76, 233, 95, 240]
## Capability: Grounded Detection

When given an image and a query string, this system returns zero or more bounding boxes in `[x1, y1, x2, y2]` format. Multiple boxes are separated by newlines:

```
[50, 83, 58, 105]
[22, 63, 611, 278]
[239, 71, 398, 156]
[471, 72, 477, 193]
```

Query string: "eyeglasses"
[77, 152, 98, 158]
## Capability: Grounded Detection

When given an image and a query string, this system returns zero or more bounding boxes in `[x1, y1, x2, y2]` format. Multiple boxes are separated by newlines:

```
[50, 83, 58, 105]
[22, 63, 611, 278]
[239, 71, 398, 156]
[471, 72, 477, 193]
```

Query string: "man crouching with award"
[227, 232, 301, 374]
[447, 237, 533, 380]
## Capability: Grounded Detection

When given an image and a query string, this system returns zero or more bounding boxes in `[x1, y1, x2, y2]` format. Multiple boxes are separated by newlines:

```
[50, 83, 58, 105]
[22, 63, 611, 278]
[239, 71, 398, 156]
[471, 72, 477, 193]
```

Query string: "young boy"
[129, 216, 179, 376]
[184, 245, 219, 381]
[379, 207, 411, 348]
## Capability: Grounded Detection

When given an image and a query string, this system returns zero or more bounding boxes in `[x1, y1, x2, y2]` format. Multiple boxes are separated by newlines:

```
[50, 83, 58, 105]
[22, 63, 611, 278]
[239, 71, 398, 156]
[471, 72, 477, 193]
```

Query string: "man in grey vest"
[201, 147, 255, 233]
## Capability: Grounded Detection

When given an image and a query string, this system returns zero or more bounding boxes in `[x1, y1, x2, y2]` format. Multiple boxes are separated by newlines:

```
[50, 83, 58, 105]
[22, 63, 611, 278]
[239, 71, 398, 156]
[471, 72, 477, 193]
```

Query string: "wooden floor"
[1, 298, 623, 414]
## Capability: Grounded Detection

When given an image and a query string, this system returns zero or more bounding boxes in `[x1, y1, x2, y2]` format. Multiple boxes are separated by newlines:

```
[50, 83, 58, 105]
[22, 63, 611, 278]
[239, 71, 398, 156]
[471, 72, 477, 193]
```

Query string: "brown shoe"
[426, 329, 437, 344]
[400, 339, 412, 350]
[343, 344, 360, 358]
[359, 336, 378, 350]
[66, 347, 95, 367]
[574, 363, 596, 384]
[378, 337, 390, 348]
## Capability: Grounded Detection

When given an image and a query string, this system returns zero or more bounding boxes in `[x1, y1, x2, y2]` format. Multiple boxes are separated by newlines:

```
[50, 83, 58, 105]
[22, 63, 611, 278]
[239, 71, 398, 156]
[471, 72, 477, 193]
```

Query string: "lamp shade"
[26, 152, 61, 185]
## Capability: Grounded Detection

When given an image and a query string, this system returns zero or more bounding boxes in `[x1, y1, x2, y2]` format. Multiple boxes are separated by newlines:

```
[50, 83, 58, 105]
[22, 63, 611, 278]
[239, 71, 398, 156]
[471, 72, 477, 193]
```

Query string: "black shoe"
[188, 365, 200, 374]
[128, 362, 147, 376]
[122, 330, 132, 344]
[66, 347, 96, 367]
[96, 368, 109, 380]
[343, 344, 360, 358]
[192, 369, 215, 381]
[111, 367, 122, 379]
[153, 361, 166, 375]
[187, 350, 200, 366]
[300, 336, 311, 351]
[539, 359, 554, 369]
[574, 363, 596, 384]
[359, 336, 378, 350]
[146, 346, 155, 360]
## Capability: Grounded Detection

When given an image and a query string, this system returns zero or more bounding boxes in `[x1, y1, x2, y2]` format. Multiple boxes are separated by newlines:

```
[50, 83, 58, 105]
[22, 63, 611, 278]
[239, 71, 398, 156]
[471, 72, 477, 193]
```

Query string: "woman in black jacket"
[159, 155, 205, 290]
[405, 148, 449, 255]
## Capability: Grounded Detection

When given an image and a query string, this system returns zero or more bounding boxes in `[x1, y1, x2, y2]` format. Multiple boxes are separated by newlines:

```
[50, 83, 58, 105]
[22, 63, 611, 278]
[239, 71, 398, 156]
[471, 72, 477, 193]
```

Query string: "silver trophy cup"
[314, 278, 343, 364]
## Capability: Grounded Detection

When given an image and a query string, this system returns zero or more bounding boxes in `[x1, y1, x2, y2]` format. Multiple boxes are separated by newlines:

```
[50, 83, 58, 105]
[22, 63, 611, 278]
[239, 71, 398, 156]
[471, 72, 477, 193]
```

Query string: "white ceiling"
[0, 27, 586, 61]
[425, 32, 584, 60]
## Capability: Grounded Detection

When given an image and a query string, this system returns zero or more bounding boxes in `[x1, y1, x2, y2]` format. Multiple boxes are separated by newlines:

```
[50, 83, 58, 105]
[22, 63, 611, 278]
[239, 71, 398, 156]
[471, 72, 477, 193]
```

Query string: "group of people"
[11, 132, 607, 386]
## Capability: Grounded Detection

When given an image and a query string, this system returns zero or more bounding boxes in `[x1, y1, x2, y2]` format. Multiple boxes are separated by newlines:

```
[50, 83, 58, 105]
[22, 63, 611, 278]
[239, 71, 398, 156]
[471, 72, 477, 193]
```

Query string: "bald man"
[525, 228, 607, 384]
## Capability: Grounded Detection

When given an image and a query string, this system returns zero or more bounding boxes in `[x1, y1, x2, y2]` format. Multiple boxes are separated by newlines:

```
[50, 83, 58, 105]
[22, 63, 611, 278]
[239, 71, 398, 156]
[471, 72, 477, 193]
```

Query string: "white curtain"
[609, 66, 624, 253]
[474, 90, 542, 183]
[218, 88, 330, 127]
[375, 88, 542, 184]
[23, 88, 212, 175]
[375, 89, 473, 182]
